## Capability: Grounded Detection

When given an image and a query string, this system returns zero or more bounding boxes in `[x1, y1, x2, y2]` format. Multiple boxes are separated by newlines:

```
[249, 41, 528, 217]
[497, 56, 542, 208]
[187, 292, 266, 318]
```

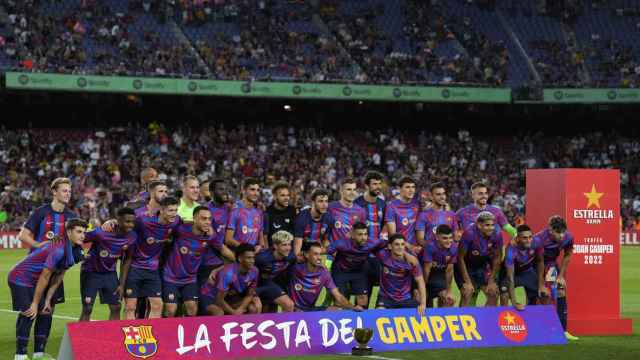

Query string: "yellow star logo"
[584, 184, 604, 209]
[504, 312, 516, 325]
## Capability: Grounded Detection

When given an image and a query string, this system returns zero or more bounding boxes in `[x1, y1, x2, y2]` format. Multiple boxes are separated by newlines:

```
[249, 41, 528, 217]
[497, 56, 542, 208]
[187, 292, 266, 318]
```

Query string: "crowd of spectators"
[1, 122, 639, 233]
[1, 0, 639, 87]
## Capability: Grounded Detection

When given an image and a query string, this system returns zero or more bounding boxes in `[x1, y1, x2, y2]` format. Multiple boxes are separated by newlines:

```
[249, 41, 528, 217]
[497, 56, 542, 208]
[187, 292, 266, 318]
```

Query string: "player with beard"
[134, 181, 168, 217]
[385, 176, 421, 254]
[293, 189, 331, 258]
[416, 182, 459, 246]
[264, 182, 297, 247]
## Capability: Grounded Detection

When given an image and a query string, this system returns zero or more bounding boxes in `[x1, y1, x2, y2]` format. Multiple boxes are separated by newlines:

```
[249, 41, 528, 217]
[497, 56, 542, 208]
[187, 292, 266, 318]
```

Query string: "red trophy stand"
[526, 169, 633, 335]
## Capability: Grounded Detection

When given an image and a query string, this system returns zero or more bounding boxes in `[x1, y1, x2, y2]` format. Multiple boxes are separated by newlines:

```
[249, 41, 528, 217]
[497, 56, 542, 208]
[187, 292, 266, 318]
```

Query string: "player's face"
[472, 187, 489, 206]
[244, 184, 261, 204]
[352, 228, 368, 246]
[118, 214, 136, 233]
[67, 226, 86, 245]
[275, 188, 290, 208]
[239, 251, 256, 270]
[477, 220, 495, 237]
[341, 183, 357, 203]
[213, 182, 229, 203]
[194, 210, 212, 234]
[432, 187, 447, 206]
[400, 182, 416, 201]
[436, 233, 454, 249]
[184, 179, 200, 202]
[152, 185, 168, 203]
[305, 246, 323, 266]
[550, 229, 566, 242]
[161, 205, 179, 223]
[517, 230, 533, 248]
[367, 179, 382, 197]
[275, 241, 292, 257]
[389, 238, 406, 256]
[53, 183, 72, 205]
[313, 195, 329, 214]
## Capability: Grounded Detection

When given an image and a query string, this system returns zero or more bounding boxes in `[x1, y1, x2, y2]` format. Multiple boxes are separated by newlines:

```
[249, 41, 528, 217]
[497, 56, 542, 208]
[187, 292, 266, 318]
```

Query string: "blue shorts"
[125, 267, 162, 298]
[427, 271, 447, 302]
[376, 294, 418, 309]
[163, 281, 198, 304]
[257, 279, 287, 302]
[331, 269, 368, 296]
[81, 271, 120, 305]
[9, 283, 39, 312]
[455, 264, 491, 290]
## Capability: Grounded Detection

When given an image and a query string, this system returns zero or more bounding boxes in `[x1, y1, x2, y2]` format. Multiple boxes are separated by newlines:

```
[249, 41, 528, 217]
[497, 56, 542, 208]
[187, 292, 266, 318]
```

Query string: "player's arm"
[43, 271, 66, 313]
[487, 244, 503, 296]
[22, 268, 54, 320]
[220, 244, 236, 262]
[416, 230, 426, 247]
[457, 242, 474, 292]
[506, 265, 523, 310]
[422, 261, 432, 303]
[117, 249, 133, 299]
[536, 249, 548, 298]
[224, 228, 241, 248]
[414, 275, 427, 316]
[445, 263, 454, 300]
[502, 224, 517, 238]
[257, 231, 266, 253]
[329, 288, 363, 311]
[18, 227, 45, 249]
[558, 247, 572, 285]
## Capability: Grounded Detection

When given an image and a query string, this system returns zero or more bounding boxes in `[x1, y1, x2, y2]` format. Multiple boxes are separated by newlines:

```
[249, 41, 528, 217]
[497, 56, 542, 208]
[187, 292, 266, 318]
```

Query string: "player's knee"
[109, 303, 122, 313]
[557, 289, 566, 297]
[82, 303, 94, 315]
[250, 297, 262, 314]
[149, 300, 163, 312]
[278, 297, 295, 312]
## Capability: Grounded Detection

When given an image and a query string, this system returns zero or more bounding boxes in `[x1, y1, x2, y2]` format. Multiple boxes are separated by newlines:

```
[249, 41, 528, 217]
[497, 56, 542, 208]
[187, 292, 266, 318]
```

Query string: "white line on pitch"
[0, 309, 93, 321]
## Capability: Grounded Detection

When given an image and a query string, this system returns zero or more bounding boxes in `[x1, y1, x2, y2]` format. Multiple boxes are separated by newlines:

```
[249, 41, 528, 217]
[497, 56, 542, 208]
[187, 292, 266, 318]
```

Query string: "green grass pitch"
[1, 248, 638, 359]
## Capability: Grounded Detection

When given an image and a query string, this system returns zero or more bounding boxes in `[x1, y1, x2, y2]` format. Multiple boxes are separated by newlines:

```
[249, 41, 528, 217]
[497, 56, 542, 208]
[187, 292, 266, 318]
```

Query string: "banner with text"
[0, 231, 22, 249]
[544, 88, 640, 103]
[58, 306, 565, 360]
[621, 231, 640, 245]
[5, 72, 511, 103]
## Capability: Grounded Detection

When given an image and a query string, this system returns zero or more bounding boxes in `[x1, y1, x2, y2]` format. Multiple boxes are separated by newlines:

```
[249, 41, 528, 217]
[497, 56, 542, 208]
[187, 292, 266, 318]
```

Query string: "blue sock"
[16, 315, 33, 355]
[34, 314, 52, 353]
[557, 296, 568, 330]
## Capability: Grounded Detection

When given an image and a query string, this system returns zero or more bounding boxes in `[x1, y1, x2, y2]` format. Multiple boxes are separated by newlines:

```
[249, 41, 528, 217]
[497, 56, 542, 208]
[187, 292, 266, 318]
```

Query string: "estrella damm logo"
[498, 310, 528, 342]
[122, 325, 158, 359]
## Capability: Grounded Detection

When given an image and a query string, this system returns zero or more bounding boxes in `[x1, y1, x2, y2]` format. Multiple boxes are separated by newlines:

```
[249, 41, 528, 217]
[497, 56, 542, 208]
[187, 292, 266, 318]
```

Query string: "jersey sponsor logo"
[274, 224, 282, 229]
[383, 267, 390, 274]
[285, 218, 291, 223]
[46, 231, 55, 240]
[180, 246, 189, 255]
[242, 226, 249, 234]
[335, 221, 342, 229]
[146, 237, 155, 244]
[294, 283, 303, 291]
[100, 250, 109, 258]
[122, 325, 158, 359]
[498, 310, 528, 342]
[472, 250, 480, 256]
[402, 218, 409, 226]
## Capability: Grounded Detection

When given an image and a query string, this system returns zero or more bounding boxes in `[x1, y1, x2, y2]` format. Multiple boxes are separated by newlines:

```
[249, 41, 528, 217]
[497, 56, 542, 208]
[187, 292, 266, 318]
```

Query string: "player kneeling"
[200, 244, 261, 315]
[375, 234, 427, 315]
[420, 224, 457, 308]
[502, 224, 547, 311]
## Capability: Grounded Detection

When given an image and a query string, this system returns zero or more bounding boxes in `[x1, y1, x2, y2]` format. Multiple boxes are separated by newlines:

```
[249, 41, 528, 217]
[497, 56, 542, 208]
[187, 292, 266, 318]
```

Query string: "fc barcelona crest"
[122, 325, 158, 359]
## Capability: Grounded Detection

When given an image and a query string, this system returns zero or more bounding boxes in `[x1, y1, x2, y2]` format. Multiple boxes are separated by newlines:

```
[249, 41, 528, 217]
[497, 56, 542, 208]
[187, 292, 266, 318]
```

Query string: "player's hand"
[462, 282, 475, 296]
[114, 285, 124, 300]
[101, 219, 118, 232]
[514, 303, 525, 311]
[538, 287, 550, 298]
[444, 290, 455, 304]
[556, 276, 566, 288]
[417, 304, 426, 316]
[254, 245, 263, 253]
[22, 303, 38, 320]
[352, 305, 364, 312]
[248, 288, 256, 297]
[42, 301, 53, 315]
[486, 281, 498, 297]
[32, 240, 49, 249]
